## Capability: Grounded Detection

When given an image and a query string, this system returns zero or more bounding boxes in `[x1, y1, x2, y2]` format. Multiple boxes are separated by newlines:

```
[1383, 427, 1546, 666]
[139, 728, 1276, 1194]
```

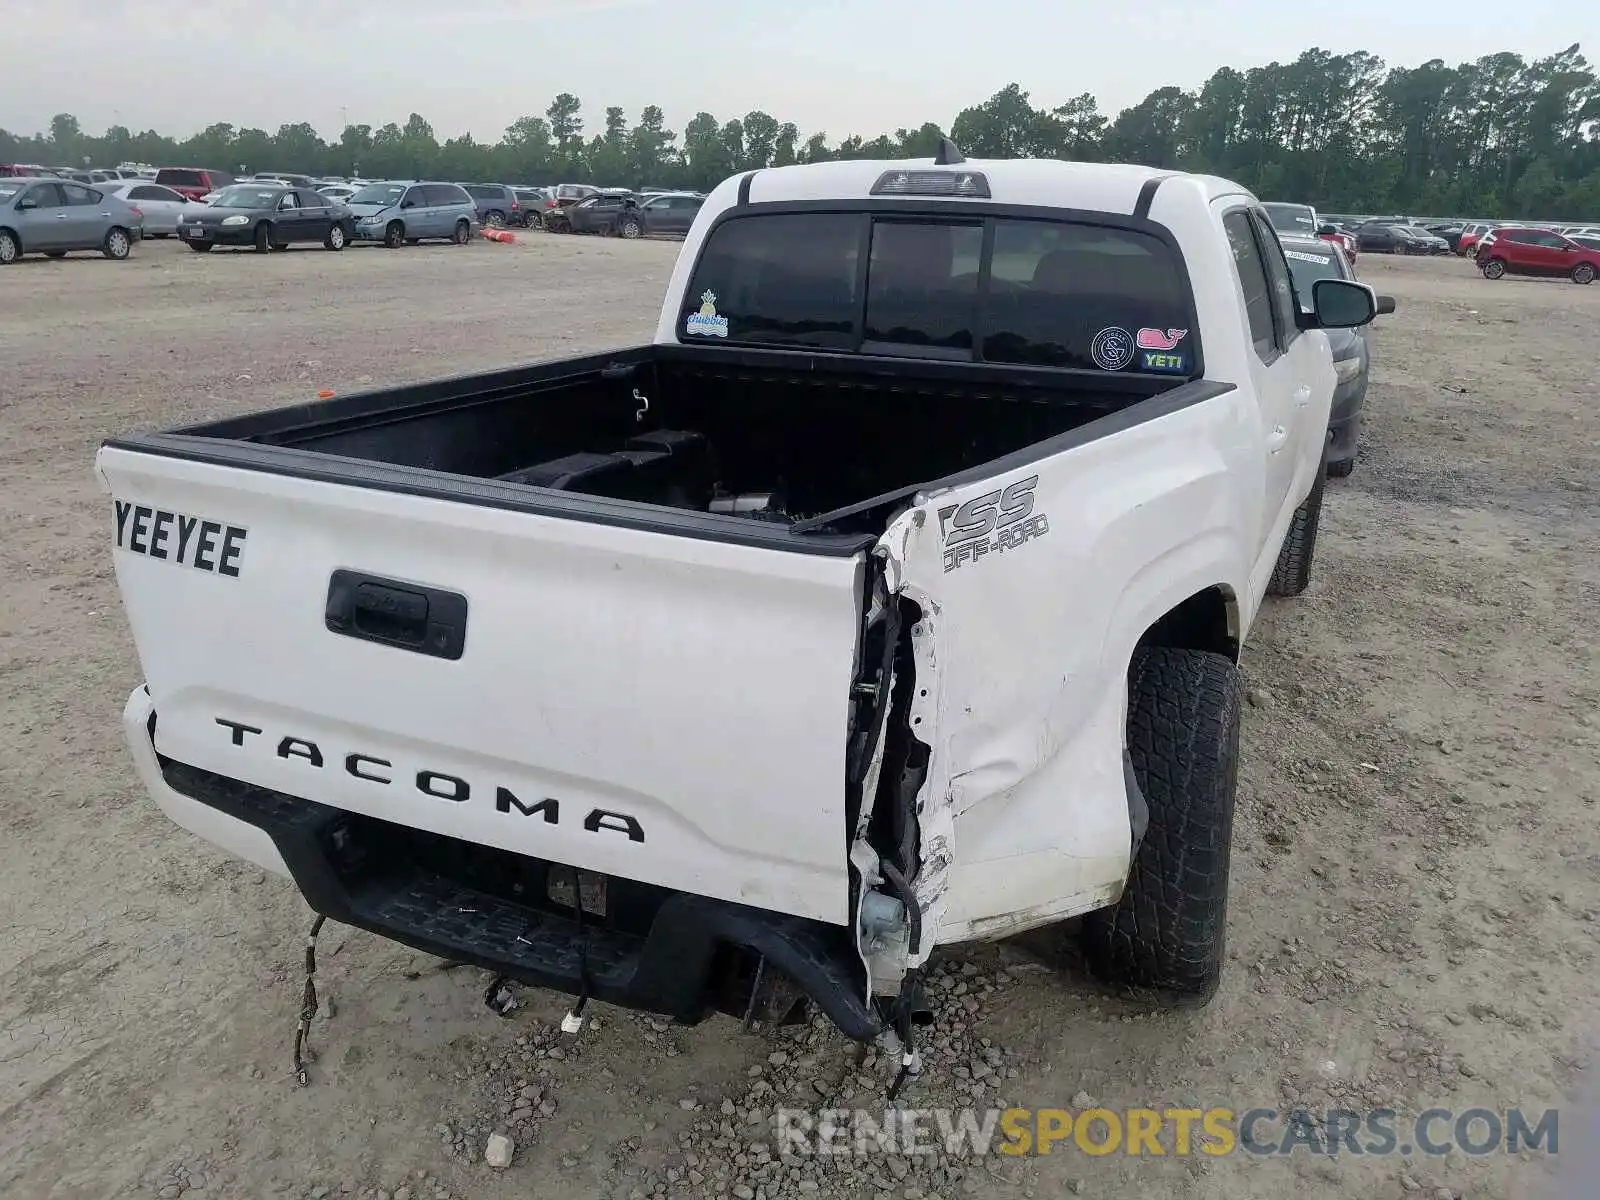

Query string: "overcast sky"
[5, 0, 1591, 143]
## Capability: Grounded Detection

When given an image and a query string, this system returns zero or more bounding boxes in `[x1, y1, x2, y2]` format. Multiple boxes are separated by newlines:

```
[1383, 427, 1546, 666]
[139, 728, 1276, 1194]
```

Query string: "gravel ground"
[1, 237, 1597, 1200]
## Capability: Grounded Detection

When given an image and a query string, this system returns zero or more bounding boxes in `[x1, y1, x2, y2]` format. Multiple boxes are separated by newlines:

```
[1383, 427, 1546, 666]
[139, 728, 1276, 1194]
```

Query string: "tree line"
[6, 42, 1597, 218]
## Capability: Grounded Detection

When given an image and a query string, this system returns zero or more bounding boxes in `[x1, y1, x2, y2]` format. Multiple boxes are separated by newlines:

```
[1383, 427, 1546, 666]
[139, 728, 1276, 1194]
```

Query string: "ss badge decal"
[936, 475, 1050, 573]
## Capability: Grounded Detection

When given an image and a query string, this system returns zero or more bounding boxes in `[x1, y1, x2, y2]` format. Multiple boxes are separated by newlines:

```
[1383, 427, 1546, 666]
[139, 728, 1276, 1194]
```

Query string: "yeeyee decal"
[686, 289, 730, 338]
[1284, 250, 1331, 265]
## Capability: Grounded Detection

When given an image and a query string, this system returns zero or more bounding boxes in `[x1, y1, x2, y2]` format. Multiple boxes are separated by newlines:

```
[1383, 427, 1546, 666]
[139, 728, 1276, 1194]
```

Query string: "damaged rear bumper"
[124, 686, 883, 1041]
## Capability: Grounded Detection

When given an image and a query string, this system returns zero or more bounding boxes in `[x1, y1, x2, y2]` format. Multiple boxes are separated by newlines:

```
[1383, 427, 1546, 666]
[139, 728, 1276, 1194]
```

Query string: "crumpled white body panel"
[877, 390, 1262, 953]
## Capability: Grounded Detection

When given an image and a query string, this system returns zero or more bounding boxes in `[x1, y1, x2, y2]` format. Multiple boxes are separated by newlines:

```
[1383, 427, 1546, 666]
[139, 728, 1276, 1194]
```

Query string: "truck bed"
[123, 343, 1186, 542]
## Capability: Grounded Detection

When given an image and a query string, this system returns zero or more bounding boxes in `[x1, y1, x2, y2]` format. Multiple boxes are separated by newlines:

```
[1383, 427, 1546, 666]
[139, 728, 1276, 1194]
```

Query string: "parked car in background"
[1568, 234, 1600, 253]
[459, 184, 521, 228]
[541, 183, 602, 232]
[1476, 227, 1599, 284]
[1456, 223, 1498, 256]
[512, 187, 550, 227]
[249, 173, 318, 189]
[102, 181, 194, 237]
[316, 184, 360, 202]
[155, 167, 235, 200]
[1, 163, 58, 178]
[1262, 201, 1320, 238]
[563, 189, 638, 235]
[1355, 222, 1443, 254]
[1315, 221, 1358, 262]
[1423, 222, 1467, 251]
[0, 177, 143, 264]
[1392, 225, 1450, 254]
[176, 184, 354, 253]
[1280, 236, 1395, 477]
[345, 181, 477, 248]
[624, 192, 705, 238]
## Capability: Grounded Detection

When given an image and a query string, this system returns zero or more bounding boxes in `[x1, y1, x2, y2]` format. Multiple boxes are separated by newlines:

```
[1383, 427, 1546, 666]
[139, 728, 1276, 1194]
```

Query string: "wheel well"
[1137, 587, 1239, 662]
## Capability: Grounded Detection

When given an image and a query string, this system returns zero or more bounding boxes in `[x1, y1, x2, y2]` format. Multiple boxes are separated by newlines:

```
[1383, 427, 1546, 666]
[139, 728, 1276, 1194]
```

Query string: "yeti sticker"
[686, 290, 730, 338]
[1090, 326, 1135, 371]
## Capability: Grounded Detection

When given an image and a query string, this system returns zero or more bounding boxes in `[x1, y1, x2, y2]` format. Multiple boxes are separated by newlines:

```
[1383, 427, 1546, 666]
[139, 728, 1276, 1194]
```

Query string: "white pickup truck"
[99, 145, 1382, 1052]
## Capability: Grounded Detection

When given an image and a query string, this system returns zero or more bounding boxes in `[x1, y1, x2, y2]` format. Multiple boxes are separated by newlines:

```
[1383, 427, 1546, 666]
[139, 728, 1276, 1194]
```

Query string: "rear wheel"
[1482, 257, 1506, 279]
[102, 227, 132, 260]
[1267, 458, 1326, 597]
[0, 230, 18, 264]
[323, 223, 347, 251]
[254, 222, 273, 253]
[453, 219, 472, 245]
[384, 221, 405, 249]
[1081, 646, 1242, 1000]
[1573, 262, 1596, 285]
[486, 210, 506, 228]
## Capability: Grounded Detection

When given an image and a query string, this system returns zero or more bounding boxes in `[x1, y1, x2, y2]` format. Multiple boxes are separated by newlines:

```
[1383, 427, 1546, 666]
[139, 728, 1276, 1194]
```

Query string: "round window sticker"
[1090, 326, 1135, 371]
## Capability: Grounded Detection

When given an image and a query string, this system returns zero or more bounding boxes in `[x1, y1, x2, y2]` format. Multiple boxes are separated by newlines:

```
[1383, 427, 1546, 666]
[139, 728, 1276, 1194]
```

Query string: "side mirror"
[401, 200, 416, 209]
[15, 198, 34, 210]
[1308, 278, 1378, 328]
[1376, 295, 1396, 316]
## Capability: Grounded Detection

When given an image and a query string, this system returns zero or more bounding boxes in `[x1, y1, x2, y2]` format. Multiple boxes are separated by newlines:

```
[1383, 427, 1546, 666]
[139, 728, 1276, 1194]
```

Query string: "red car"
[1476, 227, 1599, 285]
[153, 166, 235, 200]
[1317, 223, 1358, 263]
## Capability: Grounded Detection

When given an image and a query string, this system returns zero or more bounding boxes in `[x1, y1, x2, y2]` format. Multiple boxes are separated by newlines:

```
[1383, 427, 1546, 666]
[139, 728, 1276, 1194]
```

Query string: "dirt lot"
[2, 236, 1597, 1200]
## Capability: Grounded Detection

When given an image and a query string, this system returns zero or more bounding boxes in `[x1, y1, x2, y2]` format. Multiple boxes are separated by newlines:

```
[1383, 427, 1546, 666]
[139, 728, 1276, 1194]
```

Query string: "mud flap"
[1124, 750, 1149, 854]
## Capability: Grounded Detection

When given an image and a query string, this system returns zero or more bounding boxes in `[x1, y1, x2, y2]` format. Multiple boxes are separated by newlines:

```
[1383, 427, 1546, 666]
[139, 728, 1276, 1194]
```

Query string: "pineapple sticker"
[685, 288, 730, 338]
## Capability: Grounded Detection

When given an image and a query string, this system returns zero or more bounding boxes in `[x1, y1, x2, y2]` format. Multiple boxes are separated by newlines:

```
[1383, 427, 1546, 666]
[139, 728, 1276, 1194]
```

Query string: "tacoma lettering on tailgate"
[213, 718, 646, 842]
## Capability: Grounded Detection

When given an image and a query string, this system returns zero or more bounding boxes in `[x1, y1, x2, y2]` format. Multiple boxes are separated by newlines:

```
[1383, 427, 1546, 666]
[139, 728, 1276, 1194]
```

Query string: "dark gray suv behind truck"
[460, 184, 520, 228]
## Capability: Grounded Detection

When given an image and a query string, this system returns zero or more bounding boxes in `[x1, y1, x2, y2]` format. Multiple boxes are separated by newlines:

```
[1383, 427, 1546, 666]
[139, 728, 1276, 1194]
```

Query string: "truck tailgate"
[98, 446, 864, 925]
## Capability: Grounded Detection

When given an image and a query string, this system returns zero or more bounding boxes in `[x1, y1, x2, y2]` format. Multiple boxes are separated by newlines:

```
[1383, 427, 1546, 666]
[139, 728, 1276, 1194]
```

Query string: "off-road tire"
[384, 221, 405, 249]
[1266, 458, 1326, 597]
[1482, 257, 1506, 280]
[102, 227, 132, 260]
[1573, 263, 1596, 285]
[1081, 646, 1242, 1000]
[1326, 455, 1356, 479]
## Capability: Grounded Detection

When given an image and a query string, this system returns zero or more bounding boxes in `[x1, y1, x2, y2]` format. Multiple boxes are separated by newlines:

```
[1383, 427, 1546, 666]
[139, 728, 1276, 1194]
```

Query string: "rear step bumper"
[123, 687, 881, 1040]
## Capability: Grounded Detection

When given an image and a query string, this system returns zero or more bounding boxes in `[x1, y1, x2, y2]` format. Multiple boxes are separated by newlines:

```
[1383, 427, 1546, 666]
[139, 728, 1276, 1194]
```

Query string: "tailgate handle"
[325, 570, 467, 661]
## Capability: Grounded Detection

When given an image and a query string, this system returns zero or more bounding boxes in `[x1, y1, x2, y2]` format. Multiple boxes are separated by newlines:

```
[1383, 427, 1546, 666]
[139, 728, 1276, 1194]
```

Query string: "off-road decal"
[937, 475, 1050, 573]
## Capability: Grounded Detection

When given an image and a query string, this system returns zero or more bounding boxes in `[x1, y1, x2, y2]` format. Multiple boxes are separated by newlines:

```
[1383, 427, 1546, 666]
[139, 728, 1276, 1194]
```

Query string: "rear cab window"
[679, 211, 1199, 376]
[156, 169, 204, 189]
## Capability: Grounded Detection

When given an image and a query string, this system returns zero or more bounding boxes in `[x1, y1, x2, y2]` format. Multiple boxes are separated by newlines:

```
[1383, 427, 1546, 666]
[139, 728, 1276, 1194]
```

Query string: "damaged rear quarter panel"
[877, 389, 1254, 948]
